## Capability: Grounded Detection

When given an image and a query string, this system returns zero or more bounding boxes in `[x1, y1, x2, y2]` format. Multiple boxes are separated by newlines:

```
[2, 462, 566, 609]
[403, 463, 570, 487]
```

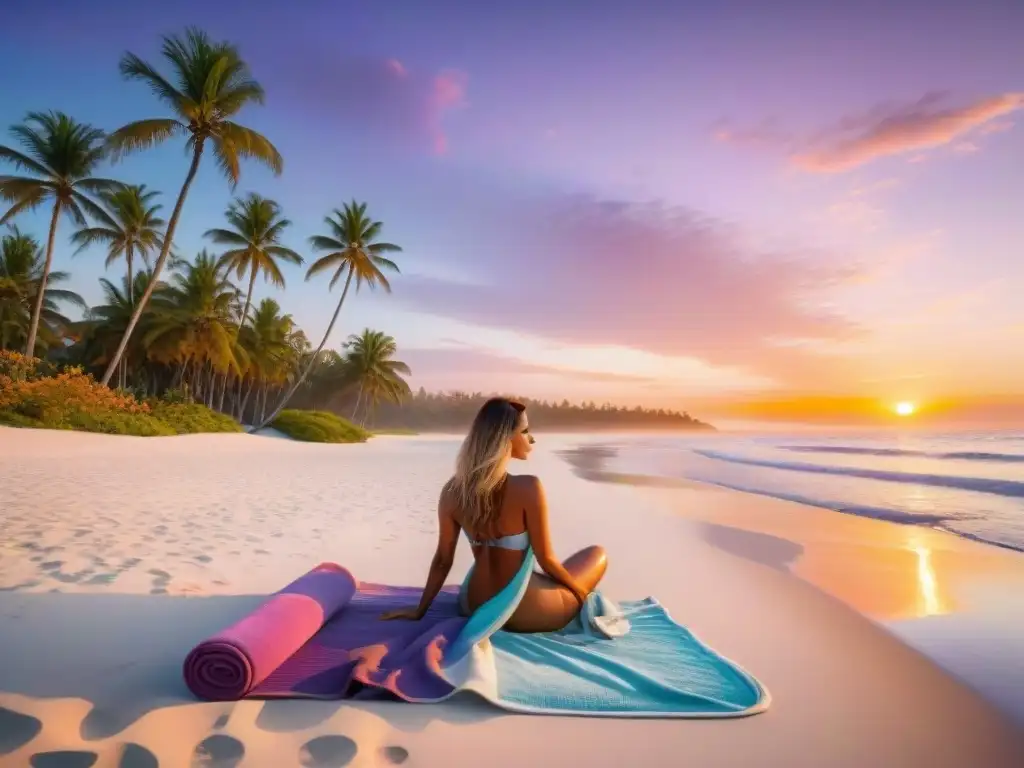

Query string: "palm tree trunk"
[242, 266, 257, 324]
[122, 244, 134, 391]
[126, 244, 134, 305]
[24, 201, 62, 357]
[350, 382, 364, 419]
[218, 373, 227, 413]
[205, 366, 215, 408]
[254, 269, 354, 430]
[101, 141, 206, 386]
[239, 377, 255, 422]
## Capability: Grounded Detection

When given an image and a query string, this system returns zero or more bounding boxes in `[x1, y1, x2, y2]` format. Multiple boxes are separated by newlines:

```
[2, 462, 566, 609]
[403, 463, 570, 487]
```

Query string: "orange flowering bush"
[0, 350, 47, 382]
[0, 351, 239, 436]
[0, 352, 149, 422]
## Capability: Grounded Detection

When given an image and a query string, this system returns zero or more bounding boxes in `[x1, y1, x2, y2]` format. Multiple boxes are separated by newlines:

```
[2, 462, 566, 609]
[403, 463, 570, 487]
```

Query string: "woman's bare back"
[450, 474, 531, 611]
[449, 474, 608, 632]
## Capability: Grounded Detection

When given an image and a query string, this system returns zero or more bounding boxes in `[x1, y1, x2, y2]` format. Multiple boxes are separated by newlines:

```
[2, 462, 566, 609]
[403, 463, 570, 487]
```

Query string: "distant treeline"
[297, 387, 715, 432]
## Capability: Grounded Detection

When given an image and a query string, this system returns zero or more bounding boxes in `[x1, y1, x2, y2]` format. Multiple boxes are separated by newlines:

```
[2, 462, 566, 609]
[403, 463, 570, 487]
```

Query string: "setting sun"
[895, 401, 916, 417]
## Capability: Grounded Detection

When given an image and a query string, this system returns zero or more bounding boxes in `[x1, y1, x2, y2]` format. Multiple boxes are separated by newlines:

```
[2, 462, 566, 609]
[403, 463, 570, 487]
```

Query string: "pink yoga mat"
[183, 562, 467, 702]
[183, 563, 358, 700]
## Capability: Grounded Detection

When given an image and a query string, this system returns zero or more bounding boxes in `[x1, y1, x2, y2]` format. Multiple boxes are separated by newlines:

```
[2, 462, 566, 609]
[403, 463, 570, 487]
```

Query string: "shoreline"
[559, 442, 1024, 723]
[556, 443, 1024, 555]
[1, 428, 1022, 765]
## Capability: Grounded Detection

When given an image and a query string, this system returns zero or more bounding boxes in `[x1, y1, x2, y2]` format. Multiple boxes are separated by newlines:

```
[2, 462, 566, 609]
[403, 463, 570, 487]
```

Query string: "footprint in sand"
[0, 706, 42, 754]
[191, 734, 245, 767]
[29, 751, 98, 768]
[380, 745, 410, 764]
[118, 743, 158, 768]
[298, 735, 358, 767]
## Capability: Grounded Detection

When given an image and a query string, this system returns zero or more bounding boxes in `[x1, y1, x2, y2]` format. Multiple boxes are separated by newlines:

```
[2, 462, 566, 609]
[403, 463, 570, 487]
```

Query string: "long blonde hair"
[448, 398, 525, 535]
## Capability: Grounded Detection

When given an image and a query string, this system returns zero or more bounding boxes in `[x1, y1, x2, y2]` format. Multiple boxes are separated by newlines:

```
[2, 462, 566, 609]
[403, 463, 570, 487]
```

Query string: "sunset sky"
[2, 0, 1022, 425]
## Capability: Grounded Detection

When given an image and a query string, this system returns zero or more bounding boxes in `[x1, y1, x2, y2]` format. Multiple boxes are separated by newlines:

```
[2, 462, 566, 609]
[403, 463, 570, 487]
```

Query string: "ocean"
[590, 430, 1024, 553]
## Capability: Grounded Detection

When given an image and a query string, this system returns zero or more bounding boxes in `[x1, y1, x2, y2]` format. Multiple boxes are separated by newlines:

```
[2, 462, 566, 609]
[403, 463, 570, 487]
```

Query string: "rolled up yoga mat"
[182, 563, 357, 700]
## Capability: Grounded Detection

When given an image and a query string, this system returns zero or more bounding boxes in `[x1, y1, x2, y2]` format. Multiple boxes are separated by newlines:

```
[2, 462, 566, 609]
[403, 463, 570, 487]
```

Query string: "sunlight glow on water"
[912, 544, 943, 617]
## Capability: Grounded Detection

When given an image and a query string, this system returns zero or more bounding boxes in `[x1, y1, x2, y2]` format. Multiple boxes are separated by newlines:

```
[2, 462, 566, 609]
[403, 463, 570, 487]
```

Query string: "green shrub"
[270, 409, 370, 443]
[149, 402, 243, 435]
[67, 409, 177, 436]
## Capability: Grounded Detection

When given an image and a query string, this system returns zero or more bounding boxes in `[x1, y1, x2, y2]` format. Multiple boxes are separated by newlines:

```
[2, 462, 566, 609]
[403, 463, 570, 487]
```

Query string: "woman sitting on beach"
[380, 397, 608, 632]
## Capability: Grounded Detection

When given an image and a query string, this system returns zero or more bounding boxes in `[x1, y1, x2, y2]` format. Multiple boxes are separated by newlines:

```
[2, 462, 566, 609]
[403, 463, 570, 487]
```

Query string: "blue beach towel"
[441, 547, 771, 717]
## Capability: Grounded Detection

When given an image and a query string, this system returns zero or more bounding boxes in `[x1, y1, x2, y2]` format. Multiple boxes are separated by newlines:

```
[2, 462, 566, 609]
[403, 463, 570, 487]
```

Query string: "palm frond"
[106, 119, 185, 161]
[0, 145, 53, 177]
[119, 51, 195, 115]
[308, 235, 345, 251]
[264, 245, 303, 264]
[305, 253, 343, 280]
[204, 228, 250, 246]
[217, 122, 283, 175]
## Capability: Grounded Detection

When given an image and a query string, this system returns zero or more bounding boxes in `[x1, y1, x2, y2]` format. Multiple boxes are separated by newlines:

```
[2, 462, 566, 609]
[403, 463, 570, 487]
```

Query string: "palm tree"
[302, 348, 348, 410]
[100, 26, 283, 386]
[71, 184, 165, 304]
[75, 270, 166, 389]
[236, 297, 301, 422]
[341, 328, 411, 425]
[0, 225, 86, 352]
[205, 193, 302, 322]
[0, 111, 120, 355]
[254, 201, 402, 430]
[143, 250, 243, 406]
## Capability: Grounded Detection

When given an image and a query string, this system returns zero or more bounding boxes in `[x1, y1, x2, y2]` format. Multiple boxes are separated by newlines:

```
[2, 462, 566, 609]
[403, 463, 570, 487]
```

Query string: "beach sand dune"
[1, 427, 1022, 766]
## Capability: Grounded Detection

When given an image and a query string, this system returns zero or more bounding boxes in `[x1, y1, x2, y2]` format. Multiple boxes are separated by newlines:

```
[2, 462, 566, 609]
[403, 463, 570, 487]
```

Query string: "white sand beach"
[1, 426, 1022, 767]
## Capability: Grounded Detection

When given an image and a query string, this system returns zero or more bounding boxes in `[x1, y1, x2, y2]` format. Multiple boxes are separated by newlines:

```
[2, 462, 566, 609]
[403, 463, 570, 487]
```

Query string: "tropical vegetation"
[0, 27, 410, 441]
[0, 25, 710, 440]
[291, 388, 715, 433]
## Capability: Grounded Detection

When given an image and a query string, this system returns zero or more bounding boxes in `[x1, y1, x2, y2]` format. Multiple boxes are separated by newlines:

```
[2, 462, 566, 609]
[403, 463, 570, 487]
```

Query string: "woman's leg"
[562, 545, 608, 593]
[505, 545, 608, 632]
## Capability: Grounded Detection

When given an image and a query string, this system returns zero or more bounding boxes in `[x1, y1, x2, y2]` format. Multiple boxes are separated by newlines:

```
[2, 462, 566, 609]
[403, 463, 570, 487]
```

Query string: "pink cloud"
[792, 92, 1024, 173]
[397, 191, 863, 389]
[716, 92, 1023, 173]
[426, 69, 468, 154]
[399, 346, 660, 391]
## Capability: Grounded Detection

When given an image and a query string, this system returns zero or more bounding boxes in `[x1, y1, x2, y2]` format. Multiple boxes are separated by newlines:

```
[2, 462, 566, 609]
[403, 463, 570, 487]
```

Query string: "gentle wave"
[681, 476, 956, 526]
[694, 449, 1024, 499]
[782, 445, 1024, 463]
[692, 475, 1021, 553]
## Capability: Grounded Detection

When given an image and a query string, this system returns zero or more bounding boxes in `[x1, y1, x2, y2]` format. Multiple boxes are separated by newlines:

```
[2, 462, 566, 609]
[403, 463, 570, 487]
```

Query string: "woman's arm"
[523, 477, 588, 606]
[381, 491, 461, 620]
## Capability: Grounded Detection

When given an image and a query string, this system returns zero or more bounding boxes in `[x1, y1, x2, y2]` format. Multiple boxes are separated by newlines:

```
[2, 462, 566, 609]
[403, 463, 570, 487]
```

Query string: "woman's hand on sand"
[379, 607, 423, 621]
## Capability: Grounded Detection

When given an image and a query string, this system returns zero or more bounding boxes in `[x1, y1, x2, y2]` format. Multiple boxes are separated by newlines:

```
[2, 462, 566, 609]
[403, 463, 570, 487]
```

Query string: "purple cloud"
[395, 192, 862, 388]
[265, 51, 467, 155]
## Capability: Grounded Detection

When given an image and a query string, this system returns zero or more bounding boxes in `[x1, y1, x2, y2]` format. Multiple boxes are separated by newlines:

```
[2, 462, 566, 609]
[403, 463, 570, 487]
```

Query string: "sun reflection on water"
[912, 543, 944, 617]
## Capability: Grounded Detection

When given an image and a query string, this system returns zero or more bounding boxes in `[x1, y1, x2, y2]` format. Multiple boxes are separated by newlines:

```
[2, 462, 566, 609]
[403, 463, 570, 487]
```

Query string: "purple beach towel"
[183, 562, 470, 702]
